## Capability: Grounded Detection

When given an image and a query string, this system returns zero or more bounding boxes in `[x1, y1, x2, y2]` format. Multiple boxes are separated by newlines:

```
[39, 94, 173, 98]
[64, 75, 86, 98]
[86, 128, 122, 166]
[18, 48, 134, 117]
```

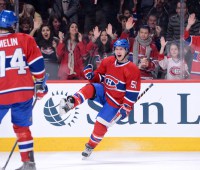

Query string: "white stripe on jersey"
[124, 96, 135, 104]
[126, 89, 140, 93]
[106, 92, 120, 106]
[28, 55, 43, 65]
[31, 69, 45, 75]
[114, 88, 126, 92]
[0, 86, 34, 94]
[6, 66, 29, 70]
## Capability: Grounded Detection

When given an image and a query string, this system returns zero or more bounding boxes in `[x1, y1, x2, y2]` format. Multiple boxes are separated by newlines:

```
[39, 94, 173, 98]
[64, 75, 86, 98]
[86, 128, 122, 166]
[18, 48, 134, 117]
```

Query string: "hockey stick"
[1, 73, 49, 170]
[110, 83, 154, 127]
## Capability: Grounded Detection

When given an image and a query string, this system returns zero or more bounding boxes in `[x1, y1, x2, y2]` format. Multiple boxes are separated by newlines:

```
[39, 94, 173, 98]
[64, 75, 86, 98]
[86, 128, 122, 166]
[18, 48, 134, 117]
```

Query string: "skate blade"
[82, 156, 87, 160]
[82, 156, 91, 160]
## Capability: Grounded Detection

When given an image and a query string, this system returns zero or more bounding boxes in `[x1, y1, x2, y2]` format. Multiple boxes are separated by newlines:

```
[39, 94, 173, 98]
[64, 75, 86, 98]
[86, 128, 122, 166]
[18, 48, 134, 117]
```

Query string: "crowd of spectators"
[2, 0, 200, 80]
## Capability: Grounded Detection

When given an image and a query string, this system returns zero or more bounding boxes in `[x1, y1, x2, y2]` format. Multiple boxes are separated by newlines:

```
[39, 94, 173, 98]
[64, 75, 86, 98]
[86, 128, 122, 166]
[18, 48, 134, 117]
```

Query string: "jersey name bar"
[0, 38, 18, 47]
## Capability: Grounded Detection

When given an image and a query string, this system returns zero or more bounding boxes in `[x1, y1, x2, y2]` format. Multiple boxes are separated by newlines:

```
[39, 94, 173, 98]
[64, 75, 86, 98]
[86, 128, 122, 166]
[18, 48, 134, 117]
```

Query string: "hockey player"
[0, 10, 48, 170]
[60, 39, 141, 158]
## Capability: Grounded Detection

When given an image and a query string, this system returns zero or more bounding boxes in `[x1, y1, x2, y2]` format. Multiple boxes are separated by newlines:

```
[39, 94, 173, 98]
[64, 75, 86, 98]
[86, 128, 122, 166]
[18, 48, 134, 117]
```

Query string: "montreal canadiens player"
[0, 10, 48, 170]
[60, 39, 141, 158]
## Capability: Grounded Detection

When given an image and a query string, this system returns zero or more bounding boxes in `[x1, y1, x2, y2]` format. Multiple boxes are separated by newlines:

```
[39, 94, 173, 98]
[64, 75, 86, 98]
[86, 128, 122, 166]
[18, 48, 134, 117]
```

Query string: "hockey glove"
[34, 74, 48, 100]
[83, 64, 94, 80]
[117, 104, 132, 120]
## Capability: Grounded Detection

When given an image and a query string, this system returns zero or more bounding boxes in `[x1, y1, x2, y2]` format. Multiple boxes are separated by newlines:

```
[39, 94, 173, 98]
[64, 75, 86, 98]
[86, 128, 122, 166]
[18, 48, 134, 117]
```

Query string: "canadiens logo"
[104, 75, 119, 90]
[169, 66, 181, 76]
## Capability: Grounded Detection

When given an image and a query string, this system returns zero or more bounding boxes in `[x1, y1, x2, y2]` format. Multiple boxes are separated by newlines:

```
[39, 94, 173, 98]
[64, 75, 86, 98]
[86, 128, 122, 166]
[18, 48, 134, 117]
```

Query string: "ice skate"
[15, 161, 36, 170]
[59, 96, 75, 116]
[82, 143, 94, 159]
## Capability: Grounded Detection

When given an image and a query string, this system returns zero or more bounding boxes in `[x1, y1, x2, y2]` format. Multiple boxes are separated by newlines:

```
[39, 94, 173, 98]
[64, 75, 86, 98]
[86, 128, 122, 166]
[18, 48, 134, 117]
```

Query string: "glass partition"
[10, 0, 200, 80]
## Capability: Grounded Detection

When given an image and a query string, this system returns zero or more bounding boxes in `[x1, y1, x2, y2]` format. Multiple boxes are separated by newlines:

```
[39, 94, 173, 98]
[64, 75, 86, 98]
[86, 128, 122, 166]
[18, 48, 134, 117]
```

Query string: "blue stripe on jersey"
[18, 143, 33, 150]
[29, 57, 45, 74]
[6, 56, 28, 68]
[116, 82, 126, 92]
[125, 91, 139, 103]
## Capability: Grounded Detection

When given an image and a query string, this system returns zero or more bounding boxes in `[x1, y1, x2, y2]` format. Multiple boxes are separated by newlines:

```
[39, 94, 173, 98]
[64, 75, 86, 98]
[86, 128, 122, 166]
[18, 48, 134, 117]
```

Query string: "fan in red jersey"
[184, 13, 200, 79]
[0, 10, 48, 170]
[59, 38, 141, 159]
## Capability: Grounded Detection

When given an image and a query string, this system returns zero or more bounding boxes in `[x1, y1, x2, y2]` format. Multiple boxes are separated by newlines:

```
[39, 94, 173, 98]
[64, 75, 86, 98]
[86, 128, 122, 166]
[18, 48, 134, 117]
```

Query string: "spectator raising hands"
[158, 37, 189, 79]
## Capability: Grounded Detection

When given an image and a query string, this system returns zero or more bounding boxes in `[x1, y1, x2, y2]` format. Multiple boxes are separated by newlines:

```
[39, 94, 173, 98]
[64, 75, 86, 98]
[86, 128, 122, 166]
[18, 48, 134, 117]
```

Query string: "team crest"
[169, 66, 181, 76]
[104, 75, 119, 90]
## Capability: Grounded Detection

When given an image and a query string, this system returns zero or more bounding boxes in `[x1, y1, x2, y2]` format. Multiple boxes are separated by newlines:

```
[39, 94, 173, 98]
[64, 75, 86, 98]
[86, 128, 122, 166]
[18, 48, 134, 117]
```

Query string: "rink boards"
[1, 80, 200, 151]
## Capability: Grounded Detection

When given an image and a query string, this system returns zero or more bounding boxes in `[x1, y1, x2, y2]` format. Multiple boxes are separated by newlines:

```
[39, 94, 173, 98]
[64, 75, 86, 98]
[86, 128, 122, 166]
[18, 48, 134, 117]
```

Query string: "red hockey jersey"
[184, 30, 200, 79]
[0, 33, 45, 105]
[91, 56, 141, 108]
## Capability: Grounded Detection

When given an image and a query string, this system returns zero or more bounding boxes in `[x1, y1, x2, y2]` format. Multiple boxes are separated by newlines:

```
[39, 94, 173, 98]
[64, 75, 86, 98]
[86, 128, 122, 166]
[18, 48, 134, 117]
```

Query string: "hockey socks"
[13, 124, 34, 162]
[88, 121, 107, 148]
[73, 84, 95, 108]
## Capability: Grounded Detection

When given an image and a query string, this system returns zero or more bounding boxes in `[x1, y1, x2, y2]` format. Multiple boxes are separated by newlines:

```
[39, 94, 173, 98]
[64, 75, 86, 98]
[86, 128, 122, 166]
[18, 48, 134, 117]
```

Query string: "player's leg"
[82, 102, 119, 158]
[11, 98, 36, 170]
[60, 83, 97, 115]
[82, 121, 107, 158]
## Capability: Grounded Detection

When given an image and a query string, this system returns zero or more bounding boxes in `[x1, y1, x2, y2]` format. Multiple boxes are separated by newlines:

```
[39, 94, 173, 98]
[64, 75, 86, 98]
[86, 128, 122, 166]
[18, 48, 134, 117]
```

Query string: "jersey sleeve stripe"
[31, 69, 45, 75]
[28, 56, 43, 65]
[124, 97, 136, 104]
[125, 91, 139, 103]
[126, 89, 140, 93]
[29, 57, 45, 74]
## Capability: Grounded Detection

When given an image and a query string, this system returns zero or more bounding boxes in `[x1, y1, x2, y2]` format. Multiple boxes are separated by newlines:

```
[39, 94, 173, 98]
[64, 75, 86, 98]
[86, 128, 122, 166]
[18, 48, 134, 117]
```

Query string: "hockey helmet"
[0, 10, 18, 29]
[113, 39, 130, 51]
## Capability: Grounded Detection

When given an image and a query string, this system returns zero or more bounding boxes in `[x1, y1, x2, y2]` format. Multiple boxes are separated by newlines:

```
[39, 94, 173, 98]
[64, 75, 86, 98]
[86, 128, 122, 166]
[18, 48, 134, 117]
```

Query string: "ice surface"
[0, 151, 200, 170]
